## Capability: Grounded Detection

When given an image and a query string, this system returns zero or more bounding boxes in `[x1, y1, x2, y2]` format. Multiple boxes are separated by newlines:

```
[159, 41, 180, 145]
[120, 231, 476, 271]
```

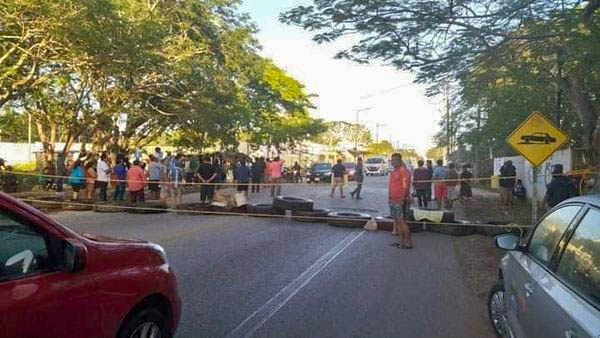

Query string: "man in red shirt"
[389, 153, 413, 249]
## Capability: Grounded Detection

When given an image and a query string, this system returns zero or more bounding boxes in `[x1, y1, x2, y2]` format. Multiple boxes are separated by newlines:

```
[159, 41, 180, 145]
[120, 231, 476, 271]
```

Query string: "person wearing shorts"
[389, 153, 413, 249]
[330, 159, 347, 198]
[432, 159, 448, 210]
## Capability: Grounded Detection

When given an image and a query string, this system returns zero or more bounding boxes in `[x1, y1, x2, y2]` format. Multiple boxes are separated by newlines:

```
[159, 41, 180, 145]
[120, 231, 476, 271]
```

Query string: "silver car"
[489, 195, 600, 338]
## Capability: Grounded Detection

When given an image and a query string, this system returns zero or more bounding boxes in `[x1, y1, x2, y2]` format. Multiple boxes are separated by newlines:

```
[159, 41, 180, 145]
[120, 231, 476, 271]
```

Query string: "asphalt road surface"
[50, 175, 493, 338]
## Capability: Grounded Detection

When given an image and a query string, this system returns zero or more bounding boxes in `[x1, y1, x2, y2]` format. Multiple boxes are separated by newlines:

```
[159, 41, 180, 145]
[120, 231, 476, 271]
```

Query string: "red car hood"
[80, 232, 147, 244]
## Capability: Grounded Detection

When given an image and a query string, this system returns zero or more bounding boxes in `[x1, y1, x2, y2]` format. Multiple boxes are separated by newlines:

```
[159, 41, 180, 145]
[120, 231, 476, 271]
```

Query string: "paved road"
[49, 176, 492, 337]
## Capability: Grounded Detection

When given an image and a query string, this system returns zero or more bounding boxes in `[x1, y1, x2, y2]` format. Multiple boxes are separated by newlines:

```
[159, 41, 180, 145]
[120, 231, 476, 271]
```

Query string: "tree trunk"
[566, 74, 599, 166]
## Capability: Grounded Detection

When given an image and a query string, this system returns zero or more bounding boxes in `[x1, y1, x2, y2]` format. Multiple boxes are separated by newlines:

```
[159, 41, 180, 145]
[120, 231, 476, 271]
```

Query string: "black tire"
[327, 211, 371, 228]
[291, 209, 331, 223]
[117, 307, 169, 338]
[175, 203, 213, 216]
[273, 196, 314, 211]
[24, 195, 64, 211]
[376, 217, 424, 233]
[427, 219, 476, 236]
[488, 280, 513, 338]
[211, 204, 248, 216]
[126, 201, 169, 214]
[408, 208, 455, 223]
[247, 204, 286, 217]
[93, 201, 127, 213]
[63, 199, 94, 211]
[375, 217, 394, 231]
[477, 221, 523, 237]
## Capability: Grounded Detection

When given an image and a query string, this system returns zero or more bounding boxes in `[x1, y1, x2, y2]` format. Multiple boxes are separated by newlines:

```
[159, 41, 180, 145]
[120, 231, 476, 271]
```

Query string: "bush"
[12, 161, 38, 172]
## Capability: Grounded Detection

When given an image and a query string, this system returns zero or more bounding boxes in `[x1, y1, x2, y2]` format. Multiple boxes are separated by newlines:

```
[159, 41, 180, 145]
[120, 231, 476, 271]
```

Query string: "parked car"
[343, 163, 356, 181]
[0, 192, 181, 338]
[488, 195, 600, 338]
[306, 163, 332, 183]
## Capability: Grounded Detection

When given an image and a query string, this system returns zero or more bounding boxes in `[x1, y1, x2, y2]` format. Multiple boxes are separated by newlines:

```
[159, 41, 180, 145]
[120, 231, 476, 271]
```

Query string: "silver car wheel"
[489, 289, 514, 338]
[131, 322, 162, 338]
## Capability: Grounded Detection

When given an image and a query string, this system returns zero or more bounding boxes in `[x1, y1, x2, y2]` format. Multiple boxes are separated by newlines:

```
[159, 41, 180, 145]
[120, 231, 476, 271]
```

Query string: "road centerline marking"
[227, 230, 365, 338]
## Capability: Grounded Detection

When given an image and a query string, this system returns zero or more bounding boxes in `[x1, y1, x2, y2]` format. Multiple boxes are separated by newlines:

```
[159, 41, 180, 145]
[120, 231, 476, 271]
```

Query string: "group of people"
[412, 159, 473, 210]
[499, 160, 578, 209]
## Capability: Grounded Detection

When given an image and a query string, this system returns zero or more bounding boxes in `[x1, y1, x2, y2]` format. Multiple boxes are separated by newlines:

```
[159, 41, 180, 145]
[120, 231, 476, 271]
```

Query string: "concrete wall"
[494, 148, 572, 202]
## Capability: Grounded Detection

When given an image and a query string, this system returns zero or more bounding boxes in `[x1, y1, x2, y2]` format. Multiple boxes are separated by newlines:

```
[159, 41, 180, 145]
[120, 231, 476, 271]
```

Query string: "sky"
[238, 1, 443, 156]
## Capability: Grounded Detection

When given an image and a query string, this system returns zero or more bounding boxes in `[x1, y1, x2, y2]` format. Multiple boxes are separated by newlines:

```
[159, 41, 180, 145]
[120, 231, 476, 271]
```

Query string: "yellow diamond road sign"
[507, 112, 569, 167]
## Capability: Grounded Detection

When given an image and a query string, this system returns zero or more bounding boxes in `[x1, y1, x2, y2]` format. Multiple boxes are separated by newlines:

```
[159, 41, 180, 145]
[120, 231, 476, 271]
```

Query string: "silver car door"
[509, 205, 583, 338]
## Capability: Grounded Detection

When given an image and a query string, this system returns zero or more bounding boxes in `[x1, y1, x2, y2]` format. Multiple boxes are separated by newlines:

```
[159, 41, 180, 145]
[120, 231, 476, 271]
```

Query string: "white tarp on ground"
[494, 148, 572, 202]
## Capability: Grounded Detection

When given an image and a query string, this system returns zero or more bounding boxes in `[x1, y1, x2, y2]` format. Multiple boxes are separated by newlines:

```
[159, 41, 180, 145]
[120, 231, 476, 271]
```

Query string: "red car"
[0, 192, 181, 338]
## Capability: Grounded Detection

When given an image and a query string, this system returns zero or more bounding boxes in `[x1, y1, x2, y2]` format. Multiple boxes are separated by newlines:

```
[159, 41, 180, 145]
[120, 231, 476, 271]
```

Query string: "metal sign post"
[532, 167, 538, 224]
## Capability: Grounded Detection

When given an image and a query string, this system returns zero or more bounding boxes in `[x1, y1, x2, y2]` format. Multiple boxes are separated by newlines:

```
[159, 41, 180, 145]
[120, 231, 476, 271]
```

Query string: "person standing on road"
[446, 163, 459, 209]
[153, 147, 164, 161]
[459, 164, 473, 203]
[292, 161, 303, 183]
[170, 154, 185, 206]
[68, 160, 85, 200]
[350, 157, 364, 199]
[251, 157, 264, 193]
[127, 159, 146, 203]
[545, 164, 577, 208]
[197, 156, 217, 203]
[85, 160, 98, 200]
[148, 155, 161, 200]
[159, 159, 170, 203]
[432, 159, 448, 210]
[330, 159, 347, 198]
[270, 157, 284, 197]
[113, 157, 127, 201]
[234, 159, 251, 197]
[413, 160, 431, 208]
[426, 160, 434, 202]
[56, 153, 67, 194]
[264, 158, 272, 189]
[499, 160, 516, 207]
[389, 153, 413, 249]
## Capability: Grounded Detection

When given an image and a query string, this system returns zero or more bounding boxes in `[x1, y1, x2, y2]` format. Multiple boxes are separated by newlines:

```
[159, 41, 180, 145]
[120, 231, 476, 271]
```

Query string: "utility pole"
[353, 107, 373, 153]
[375, 123, 387, 143]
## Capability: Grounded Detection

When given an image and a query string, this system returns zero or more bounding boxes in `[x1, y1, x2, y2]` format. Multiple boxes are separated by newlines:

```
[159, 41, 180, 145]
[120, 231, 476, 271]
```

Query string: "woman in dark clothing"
[459, 164, 473, 202]
[350, 157, 365, 199]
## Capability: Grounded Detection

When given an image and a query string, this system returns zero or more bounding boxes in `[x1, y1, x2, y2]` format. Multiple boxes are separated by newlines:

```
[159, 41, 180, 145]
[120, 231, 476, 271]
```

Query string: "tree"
[312, 121, 372, 147]
[426, 147, 444, 161]
[281, 1, 600, 164]
[366, 141, 394, 155]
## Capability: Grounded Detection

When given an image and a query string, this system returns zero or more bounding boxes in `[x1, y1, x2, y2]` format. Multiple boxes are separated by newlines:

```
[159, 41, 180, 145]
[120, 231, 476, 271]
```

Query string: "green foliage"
[366, 141, 394, 155]
[282, 1, 600, 164]
[0, 0, 321, 161]
[426, 147, 444, 161]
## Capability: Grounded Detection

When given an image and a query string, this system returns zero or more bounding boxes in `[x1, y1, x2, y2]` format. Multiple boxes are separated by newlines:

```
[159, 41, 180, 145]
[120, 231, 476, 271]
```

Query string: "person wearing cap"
[545, 164, 577, 208]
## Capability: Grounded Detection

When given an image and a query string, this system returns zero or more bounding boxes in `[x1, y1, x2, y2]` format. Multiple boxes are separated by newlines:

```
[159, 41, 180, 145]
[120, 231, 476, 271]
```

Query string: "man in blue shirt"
[432, 159, 448, 209]
[112, 157, 128, 201]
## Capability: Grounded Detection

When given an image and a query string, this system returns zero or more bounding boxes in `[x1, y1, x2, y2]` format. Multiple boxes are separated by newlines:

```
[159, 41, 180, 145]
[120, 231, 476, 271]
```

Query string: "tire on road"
[175, 203, 213, 216]
[23, 195, 64, 211]
[211, 204, 248, 216]
[126, 201, 169, 214]
[272, 196, 314, 211]
[327, 211, 371, 228]
[247, 204, 286, 217]
[117, 306, 169, 338]
[476, 221, 525, 237]
[377, 217, 424, 233]
[93, 201, 127, 213]
[291, 209, 331, 223]
[63, 199, 94, 211]
[426, 219, 475, 236]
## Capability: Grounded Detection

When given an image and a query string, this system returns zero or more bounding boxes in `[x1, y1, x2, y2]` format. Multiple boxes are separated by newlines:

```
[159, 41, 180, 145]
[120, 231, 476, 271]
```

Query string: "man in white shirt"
[96, 153, 111, 201]
[154, 147, 164, 161]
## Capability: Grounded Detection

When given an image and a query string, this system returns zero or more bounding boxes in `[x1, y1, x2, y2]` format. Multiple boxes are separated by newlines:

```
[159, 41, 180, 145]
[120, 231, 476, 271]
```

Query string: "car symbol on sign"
[519, 132, 557, 144]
